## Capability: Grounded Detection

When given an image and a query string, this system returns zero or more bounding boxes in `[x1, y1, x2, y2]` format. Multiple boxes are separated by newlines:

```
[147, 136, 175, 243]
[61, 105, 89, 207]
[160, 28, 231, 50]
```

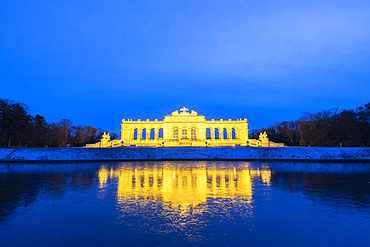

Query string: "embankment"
[0, 147, 369, 163]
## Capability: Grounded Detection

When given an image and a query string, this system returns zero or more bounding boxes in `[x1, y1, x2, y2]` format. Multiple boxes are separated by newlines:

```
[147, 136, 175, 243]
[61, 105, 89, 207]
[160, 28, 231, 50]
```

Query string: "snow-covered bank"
[0, 147, 369, 162]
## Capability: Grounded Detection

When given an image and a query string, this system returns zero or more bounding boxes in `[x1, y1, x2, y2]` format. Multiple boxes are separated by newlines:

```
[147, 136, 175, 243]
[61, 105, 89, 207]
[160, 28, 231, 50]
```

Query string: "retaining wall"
[0, 147, 369, 163]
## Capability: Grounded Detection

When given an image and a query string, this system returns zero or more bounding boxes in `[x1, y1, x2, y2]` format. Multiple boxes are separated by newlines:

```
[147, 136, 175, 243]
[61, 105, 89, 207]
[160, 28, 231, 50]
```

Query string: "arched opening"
[158, 128, 164, 139]
[150, 128, 155, 139]
[232, 128, 236, 139]
[173, 127, 178, 139]
[214, 128, 220, 139]
[182, 128, 187, 139]
[133, 129, 138, 140]
[206, 128, 211, 139]
[191, 127, 196, 139]
[142, 128, 147, 140]
[223, 128, 228, 139]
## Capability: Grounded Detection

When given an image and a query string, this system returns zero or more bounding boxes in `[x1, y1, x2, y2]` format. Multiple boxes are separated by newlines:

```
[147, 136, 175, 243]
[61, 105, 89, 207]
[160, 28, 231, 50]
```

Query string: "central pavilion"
[119, 107, 250, 147]
[87, 107, 279, 147]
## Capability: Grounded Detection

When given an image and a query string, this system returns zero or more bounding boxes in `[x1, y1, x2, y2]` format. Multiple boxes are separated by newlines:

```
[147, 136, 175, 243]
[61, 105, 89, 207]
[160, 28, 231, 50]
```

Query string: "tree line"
[250, 102, 370, 147]
[2, 98, 369, 147]
[0, 99, 117, 148]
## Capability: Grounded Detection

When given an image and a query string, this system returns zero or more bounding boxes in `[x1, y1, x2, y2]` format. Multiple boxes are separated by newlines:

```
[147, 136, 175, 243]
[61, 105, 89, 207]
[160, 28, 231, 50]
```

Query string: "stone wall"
[0, 147, 369, 162]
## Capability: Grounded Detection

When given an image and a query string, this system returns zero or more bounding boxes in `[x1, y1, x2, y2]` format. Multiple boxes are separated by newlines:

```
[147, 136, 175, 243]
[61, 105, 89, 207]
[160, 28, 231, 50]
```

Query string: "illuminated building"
[88, 107, 283, 147]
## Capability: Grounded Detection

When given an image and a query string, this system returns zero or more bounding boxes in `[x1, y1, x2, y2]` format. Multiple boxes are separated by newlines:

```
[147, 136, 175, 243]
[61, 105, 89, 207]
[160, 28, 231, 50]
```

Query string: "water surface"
[1, 161, 369, 246]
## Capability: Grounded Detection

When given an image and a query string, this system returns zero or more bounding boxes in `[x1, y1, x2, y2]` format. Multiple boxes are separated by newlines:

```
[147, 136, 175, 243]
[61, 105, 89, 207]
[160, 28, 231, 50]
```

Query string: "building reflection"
[98, 162, 272, 208]
[97, 162, 272, 240]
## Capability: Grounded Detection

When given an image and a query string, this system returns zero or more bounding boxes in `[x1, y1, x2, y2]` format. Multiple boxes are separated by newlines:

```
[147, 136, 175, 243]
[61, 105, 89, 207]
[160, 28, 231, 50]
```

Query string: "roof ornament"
[171, 107, 198, 116]
[180, 107, 189, 114]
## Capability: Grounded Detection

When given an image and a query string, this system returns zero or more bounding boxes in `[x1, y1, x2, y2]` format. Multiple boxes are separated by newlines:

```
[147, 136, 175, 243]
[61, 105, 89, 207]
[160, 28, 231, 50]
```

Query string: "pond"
[0, 161, 370, 247]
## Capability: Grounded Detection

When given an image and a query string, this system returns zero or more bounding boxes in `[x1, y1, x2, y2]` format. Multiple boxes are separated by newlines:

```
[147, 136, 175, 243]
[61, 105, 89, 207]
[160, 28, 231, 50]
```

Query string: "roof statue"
[101, 132, 110, 142]
[180, 107, 189, 114]
[172, 107, 198, 116]
[85, 108, 284, 148]
[259, 131, 269, 144]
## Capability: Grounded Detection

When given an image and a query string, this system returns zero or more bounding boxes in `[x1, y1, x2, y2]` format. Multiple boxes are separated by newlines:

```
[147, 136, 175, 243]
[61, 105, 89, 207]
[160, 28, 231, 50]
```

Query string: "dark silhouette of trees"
[32, 114, 48, 147]
[44, 120, 104, 147]
[2, 98, 369, 147]
[0, 99, 33, 147]
[251, 103, 370, 147]
[56, 119, 73, 147]
[110, 133, 119, 140]
[356, 103, 370, 146]
[70, 125, 104, 147]
[0, 98, 108, 148]
[72, 125, 87, 146]
[83, 126, 103, 144]
[357, 103, 370, 123]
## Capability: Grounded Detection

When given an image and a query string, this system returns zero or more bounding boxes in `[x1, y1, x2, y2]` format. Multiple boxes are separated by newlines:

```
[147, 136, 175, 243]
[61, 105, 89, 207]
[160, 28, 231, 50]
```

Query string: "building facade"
[87, 107, 281, 147]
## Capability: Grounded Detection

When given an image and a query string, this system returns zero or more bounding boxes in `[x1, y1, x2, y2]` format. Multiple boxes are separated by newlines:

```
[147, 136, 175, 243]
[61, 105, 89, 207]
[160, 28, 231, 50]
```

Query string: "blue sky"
[1, 0, 370, 133]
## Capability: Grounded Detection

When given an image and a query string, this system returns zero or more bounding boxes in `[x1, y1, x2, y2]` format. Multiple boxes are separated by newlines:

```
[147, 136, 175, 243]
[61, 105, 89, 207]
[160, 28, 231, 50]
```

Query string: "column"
[154, 128, 158, 140]
[146, 128, 150, 140]
[199, 127, 206, 140]
[211, 128, 215, 139]
[138, 128, 142, 140]
[220, 172, 225, 188]
[220, 128, 224, 140]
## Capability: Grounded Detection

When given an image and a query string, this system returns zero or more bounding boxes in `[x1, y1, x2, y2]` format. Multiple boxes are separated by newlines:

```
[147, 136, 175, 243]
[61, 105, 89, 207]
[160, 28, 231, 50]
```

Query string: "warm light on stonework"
[86, 108, 283, 147]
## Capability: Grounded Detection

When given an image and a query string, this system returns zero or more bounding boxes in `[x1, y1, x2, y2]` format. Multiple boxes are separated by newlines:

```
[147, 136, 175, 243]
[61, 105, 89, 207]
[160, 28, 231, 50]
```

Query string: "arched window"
[191, 127, 196, 139]
[182, 128, 187, 139]
[142, 128, 147, 140]
[215, 128, 220, 139]
[223, 128, 228, 139]
[158, 128, 164, 139]
[150, 128, 155, 139]
[206, 128, 211, 139]
[173, 127, 178, 139]
[133, 128, 138, 140]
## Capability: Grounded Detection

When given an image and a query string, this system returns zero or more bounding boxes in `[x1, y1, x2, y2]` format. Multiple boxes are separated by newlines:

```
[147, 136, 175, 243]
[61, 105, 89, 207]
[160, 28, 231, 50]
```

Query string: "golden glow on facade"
[87, 107, 284, 147]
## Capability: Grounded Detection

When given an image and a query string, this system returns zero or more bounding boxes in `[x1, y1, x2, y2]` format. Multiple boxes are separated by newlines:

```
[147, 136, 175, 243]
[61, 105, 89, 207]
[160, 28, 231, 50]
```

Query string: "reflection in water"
[97, 162, 271, 241]
[98, 162, 271, 207]
[1, 162, 369, 246]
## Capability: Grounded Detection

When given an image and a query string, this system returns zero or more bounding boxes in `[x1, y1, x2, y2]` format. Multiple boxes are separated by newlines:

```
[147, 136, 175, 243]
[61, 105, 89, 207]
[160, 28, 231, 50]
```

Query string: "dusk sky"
[1, 0, 370, 134]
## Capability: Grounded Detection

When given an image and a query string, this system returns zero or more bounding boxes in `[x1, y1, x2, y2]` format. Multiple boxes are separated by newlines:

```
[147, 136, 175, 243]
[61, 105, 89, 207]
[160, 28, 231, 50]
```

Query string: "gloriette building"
[87, 107, 282, 147]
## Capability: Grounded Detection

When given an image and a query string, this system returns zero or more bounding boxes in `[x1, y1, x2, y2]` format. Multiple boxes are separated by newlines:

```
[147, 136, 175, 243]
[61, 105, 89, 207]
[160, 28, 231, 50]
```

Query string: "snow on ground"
[0, 149, 16, 159]
[0, 147, 369, 162]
